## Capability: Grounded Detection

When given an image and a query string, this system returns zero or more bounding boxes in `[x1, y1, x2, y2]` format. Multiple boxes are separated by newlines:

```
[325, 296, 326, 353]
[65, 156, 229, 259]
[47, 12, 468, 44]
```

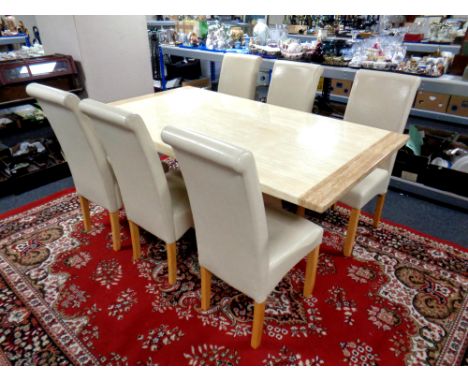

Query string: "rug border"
[0, 253, 99, 365]
[0, 347, 11, 366]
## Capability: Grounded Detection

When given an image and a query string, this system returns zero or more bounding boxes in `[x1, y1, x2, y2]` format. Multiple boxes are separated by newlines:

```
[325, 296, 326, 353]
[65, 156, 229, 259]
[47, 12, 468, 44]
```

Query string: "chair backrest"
[217, 53, 262, 100]
[161, 126, 269, 295]
[79, 99, 176, 243]
[344, 70, 421, 172]
[267, 61, 324, 112]
[26, 83, 121, 212]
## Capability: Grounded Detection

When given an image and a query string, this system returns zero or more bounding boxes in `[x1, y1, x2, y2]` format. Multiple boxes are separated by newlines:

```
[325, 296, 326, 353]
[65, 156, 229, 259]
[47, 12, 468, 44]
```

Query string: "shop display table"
[111, 87, 407, 213]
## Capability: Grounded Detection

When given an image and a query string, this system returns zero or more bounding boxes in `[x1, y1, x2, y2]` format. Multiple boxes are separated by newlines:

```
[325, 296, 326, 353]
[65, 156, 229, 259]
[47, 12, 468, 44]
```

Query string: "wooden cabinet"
[0, 54, 82, 196]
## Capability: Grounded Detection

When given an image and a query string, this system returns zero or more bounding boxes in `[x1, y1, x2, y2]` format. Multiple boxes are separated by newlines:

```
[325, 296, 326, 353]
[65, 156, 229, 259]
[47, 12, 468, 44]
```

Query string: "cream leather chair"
[161, 126, 323, 349]
[79, 100, 193, 285]
[338, 70, 421, 256]
[266, 61, 324, 212]
[26, 83, 123, 251]
[217, 53, 262, 99]
[267, 61, 324, 112]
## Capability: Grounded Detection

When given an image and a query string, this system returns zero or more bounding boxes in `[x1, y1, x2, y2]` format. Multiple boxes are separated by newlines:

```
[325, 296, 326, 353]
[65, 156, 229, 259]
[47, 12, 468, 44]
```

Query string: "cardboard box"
[317, 77, 324, 91]
[175, 20, 197, 35]
[287, 25, 307, 34]
[182, 77, 210, 88]
[447, 95, 468, 117]
[413, 91, 450, 113]
[330, 79, 353, 97]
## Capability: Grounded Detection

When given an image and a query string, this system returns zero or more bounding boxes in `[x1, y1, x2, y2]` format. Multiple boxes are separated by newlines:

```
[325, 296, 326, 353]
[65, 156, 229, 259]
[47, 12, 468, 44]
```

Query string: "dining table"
[110, 86, 408, 213]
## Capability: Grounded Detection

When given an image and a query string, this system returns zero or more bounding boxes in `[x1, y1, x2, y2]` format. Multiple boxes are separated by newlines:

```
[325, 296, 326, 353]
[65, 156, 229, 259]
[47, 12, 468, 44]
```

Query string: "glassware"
[253, 19, 269, 46]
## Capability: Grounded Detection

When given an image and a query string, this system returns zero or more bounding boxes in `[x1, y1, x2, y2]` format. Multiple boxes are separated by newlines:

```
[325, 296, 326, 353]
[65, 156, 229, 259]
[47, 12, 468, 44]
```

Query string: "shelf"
[318, 67, 467, 98]
[147, 20, 176, 28]
[390, 176, 468, 211]
[287, 34, 462, 54]
[0, 87, 84, 109]
[162, 45, 226, 63]
[0, 34, 28, 46]
[403, 42, 461, 55]
[409, 109, 468, 125]
[160, 45, 467, 111]
[322, 93, 468, 126]
[160, 45, 467, 95]
[0, 160, 70, 196]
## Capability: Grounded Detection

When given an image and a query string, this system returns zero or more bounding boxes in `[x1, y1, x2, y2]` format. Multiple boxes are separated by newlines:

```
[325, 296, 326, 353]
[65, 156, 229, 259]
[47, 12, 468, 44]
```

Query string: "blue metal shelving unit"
[0, 34, 30, 49]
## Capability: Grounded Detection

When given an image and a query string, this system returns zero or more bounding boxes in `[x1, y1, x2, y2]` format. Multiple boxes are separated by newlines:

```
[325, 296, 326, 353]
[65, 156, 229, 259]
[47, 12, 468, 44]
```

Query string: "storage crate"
[330, 79, 353, 97]
[413, 91, 450, 113]
[182, 77, 210, 88]
[287, 25, 307, 34]
[447, 95, 468, 117]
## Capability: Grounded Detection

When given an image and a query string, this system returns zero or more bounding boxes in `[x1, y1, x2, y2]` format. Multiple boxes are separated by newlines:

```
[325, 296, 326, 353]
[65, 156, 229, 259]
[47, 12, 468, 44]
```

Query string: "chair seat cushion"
[166, 172, 194, 241]
[339, 168, 389, 209]
[264, 206, 323, 299]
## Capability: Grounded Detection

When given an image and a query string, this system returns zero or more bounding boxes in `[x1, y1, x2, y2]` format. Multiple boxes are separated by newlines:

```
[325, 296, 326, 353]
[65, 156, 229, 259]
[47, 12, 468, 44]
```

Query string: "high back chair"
[26, 83, 123, 251]
[338, 70, 421, 256]
[266, 61, 324, 210]
[161, 126, 323, 349]
[217, 53, 262, 99]
[267, 61, 324, 112]
[79, 99, 193, 285]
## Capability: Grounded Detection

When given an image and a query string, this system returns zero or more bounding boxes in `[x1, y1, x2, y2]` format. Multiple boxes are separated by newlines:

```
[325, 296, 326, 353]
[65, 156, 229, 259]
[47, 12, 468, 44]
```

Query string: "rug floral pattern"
[0, 189, 466, 365]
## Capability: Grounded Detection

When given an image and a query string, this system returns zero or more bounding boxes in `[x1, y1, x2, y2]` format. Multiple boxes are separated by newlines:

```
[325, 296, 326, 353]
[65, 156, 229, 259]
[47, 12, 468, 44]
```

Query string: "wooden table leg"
[297, 206, 305, 217]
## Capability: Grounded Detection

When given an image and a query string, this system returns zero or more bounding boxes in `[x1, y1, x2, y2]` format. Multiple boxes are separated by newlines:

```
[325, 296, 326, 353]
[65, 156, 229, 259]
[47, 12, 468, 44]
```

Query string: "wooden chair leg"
[128, 220, 141, 262]
[251, 302, 266, 349]
[303, 245, 320, 297]
[297, 206, 305, 217]
[373, 194, 386, 228]
[166, 242, 177, 285]
[200, 266, 212, 311]
[108, 211, 121, 251]
[78, 196, 91, 232]
[343, 208, 361, 257]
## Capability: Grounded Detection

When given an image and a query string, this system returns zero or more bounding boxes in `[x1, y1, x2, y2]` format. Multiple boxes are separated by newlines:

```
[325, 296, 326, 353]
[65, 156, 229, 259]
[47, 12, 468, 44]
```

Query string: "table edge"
[298, 132, 409, 212]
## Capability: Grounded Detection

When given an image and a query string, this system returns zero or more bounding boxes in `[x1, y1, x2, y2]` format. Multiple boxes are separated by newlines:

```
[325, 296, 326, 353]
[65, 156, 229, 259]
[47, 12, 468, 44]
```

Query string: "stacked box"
[447, 96, 468, 117]
[330, 79, 353, 97]
[413, 91, 450, 113]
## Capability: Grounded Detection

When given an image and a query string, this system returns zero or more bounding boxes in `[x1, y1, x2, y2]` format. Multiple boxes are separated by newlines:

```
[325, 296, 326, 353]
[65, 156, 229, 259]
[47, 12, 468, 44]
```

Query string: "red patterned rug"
[0, 187, 467, 365]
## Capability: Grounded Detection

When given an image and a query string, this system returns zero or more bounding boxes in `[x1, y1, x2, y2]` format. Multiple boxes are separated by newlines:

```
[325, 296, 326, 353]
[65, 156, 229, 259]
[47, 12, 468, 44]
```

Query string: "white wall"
[36, 16, 82, 60]
[36, 15, 153, 103]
